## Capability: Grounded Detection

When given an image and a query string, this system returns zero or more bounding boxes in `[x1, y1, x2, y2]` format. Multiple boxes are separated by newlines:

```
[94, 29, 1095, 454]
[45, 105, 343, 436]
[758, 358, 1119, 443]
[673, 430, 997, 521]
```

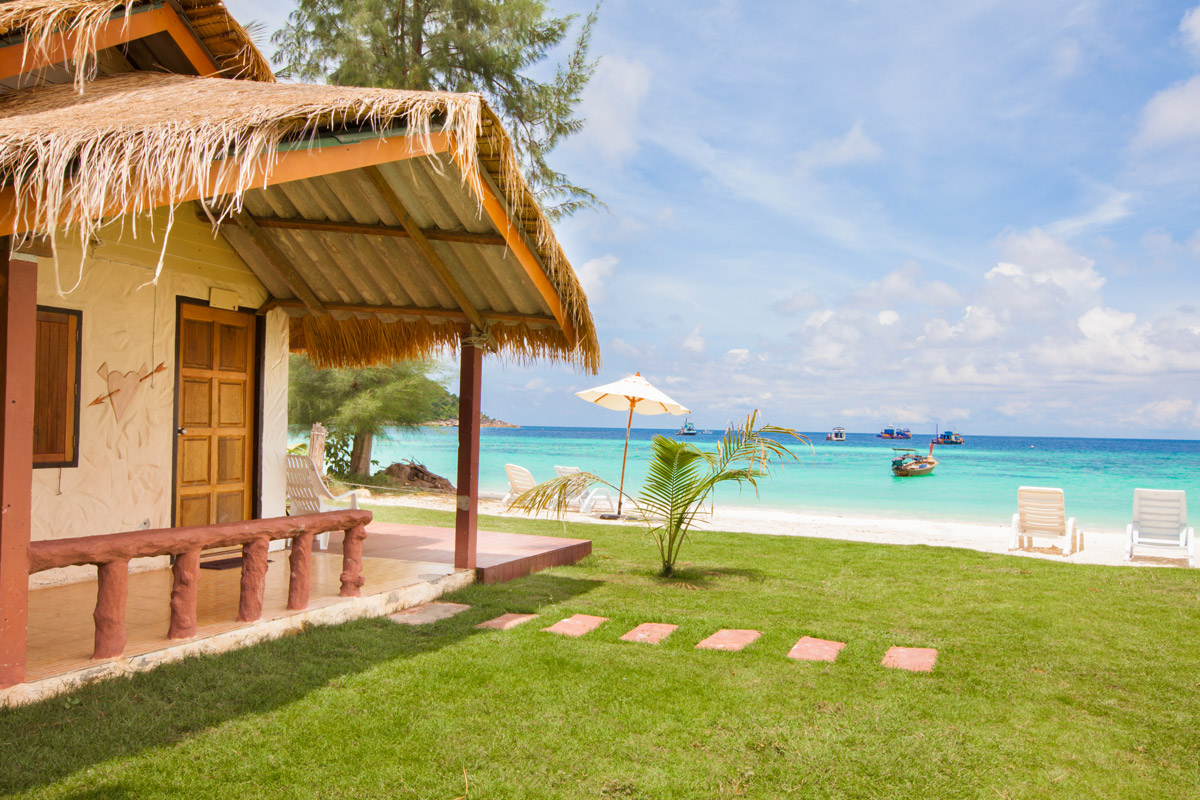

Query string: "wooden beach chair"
[286, 453, 359, 550]
[554, 465, 616, 514]
[1011, 486, 1081, 556]
[1127, 488, 1193, 564]
[502, 464, 537, 506]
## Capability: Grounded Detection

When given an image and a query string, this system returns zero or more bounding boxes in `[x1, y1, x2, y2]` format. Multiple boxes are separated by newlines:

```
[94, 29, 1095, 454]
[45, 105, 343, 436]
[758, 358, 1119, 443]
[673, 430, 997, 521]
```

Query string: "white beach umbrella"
[576, 373, 690, 516]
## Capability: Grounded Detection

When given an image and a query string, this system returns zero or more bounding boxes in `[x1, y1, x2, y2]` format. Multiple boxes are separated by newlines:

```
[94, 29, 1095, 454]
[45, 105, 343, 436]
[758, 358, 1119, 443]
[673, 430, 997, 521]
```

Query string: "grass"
[2, 505, 1198, 798]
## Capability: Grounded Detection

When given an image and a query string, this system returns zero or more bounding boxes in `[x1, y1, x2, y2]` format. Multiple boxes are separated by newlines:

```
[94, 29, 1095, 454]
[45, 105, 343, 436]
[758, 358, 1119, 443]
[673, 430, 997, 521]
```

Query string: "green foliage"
[288, 355, 447, 476]
[511, 412, 813, 575]
[272, 0, 601, 219]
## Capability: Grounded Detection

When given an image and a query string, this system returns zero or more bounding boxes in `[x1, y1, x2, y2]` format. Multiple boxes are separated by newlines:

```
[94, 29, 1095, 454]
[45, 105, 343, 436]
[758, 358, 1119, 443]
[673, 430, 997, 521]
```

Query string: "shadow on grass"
[0, 572, 600, 795]
[654, 565, 768, 589]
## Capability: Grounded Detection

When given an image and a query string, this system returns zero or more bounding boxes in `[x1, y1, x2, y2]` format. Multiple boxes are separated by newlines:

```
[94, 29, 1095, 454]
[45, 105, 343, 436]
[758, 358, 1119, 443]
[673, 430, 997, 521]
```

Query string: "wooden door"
[175, 303, 256, 529]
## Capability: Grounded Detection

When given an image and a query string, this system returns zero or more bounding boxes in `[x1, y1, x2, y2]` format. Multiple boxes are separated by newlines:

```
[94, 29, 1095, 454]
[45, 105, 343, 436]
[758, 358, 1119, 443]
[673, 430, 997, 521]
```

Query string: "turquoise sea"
[367, 427, 1200, 532]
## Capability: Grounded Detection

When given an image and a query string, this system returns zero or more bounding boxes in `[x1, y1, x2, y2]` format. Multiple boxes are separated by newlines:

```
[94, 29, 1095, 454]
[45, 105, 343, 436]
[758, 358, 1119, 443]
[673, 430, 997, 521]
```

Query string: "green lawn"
[2, 505, 1198, 798]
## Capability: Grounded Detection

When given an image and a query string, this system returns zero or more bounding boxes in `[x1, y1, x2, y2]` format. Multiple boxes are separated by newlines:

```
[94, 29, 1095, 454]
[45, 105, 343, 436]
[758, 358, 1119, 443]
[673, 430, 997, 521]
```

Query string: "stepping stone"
[388, 602, 471, 625]
[882, 646, 938, 672]
[620, 623, 678, 644]
[695, 629, 761, 651]
[542, 614, 608, 637]
[476, 613, 539, 630]
[787, 636, 846, 663]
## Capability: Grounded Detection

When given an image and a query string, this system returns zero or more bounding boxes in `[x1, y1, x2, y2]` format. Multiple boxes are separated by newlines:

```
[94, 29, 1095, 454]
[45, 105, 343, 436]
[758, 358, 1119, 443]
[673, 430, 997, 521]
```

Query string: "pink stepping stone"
[542, 614, 608, 637]
[787, 636, 846, 663]
[695, 629, 761, 651]
[388, 602, 471, 625]
[476, 613, 539, 630]
[882, 646, 938, 672]
[620, 623, 678, 644]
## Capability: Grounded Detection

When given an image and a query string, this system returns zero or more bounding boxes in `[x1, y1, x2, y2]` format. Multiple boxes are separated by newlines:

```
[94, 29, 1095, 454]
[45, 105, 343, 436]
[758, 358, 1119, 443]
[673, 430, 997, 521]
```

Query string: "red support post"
[92, 560, 129, 659]
[0, 250, 36, 688]
[167, 548, 201, 640]
[237, 536, 269, 621]
[339, 524, 366, 597]
[287, 533, 313, 610]
[454, 329, 482, 570]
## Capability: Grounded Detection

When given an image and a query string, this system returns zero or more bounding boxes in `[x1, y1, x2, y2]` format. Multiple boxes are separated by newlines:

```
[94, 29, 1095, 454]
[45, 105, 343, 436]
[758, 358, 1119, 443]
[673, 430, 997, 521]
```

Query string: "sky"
[228, 0, 1200, 438]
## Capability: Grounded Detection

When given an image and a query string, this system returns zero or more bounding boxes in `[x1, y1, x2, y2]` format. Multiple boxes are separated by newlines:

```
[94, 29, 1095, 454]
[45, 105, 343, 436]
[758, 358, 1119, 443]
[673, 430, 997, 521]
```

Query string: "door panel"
[175, 303, 256, 533]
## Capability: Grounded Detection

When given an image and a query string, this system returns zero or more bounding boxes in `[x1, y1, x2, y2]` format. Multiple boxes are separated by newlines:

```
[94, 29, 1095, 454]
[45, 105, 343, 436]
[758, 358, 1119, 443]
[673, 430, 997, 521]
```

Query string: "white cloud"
[771, 289, 822, 314]
[1182, 6, 1200, 54]
[989, 229, 1105, 301]
[682, 325, 706, 353]
[575, 56, 651, 164]
[576, 254, 619, 302]
[877, 310, 899, 326]
[1134, 75, 1200, 150]
[804, 309, 835, 329]
[797, 121, 883, 171]
[853, 262, 961, 308]
[1046, 190, 1134, 238]
[608, 337, 642, 358]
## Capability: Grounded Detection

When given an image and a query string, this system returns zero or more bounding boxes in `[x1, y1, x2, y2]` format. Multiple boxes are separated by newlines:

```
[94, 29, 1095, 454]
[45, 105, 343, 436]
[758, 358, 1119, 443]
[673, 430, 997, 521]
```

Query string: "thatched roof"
[0, 0, 274, 87]
[0, 71, 600, 371]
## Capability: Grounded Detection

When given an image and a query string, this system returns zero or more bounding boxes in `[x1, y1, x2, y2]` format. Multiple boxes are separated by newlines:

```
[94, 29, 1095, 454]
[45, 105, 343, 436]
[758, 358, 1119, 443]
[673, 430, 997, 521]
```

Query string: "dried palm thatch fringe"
[0, 71, 600, 369]
[0, 0, 273, 89]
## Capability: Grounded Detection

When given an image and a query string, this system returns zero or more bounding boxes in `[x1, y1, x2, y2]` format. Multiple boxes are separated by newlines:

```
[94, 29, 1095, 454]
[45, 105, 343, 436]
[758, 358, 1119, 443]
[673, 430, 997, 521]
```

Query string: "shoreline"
[360, 492, 1187, 569]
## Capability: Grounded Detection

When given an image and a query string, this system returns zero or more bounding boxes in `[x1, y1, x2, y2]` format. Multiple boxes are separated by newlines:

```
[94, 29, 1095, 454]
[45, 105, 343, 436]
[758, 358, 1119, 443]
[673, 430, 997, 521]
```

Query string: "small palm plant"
[509, 412, 811, 576]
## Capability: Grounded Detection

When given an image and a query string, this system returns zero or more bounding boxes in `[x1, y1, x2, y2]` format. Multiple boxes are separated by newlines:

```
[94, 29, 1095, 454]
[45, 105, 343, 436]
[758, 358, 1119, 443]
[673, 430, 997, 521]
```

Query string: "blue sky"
[230, 1, 1200, 437]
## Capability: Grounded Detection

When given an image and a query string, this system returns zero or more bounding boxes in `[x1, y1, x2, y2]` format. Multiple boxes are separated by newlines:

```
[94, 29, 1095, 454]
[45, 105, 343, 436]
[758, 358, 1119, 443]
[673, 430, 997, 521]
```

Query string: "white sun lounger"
[502, 464, 537, 506]
[1127, 488, 1193, 565]
[554, 465, 616, 514]
[285, 452, 359, 550]
[1011, 486, 1081, 556]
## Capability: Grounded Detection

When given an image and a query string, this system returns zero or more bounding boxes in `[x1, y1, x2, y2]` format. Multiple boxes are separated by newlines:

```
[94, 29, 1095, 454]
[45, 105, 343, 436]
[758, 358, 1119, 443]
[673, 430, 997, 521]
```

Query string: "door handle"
[177, 427, 188, 436]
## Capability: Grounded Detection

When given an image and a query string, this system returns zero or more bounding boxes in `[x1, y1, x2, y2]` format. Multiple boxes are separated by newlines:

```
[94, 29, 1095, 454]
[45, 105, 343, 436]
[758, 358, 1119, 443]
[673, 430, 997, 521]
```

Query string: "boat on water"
[877, 425, 912, 440]
[891, 444, 938, 477]
[826, 426, 846, 442]
[677, 418, 699, 436]
[933, 430, 964, 445]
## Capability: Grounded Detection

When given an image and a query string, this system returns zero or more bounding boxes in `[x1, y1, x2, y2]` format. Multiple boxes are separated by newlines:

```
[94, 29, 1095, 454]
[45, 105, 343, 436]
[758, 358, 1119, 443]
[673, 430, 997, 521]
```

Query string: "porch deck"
[11, 522, 589, 703]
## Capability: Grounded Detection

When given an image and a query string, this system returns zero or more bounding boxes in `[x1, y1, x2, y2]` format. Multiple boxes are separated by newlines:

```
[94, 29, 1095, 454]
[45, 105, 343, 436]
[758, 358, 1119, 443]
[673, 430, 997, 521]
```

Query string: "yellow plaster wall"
[30, 208, 290, 587]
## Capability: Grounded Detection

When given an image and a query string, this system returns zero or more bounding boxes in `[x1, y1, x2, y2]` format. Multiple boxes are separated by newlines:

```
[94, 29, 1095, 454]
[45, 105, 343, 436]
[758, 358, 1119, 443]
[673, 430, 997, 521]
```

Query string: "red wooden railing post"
[287, 533, 313, 611]
[167, 548, 200, 639]
[92, 559, 129, 659]
[237, 536, 269, 622]
[340, 523, 367, 597]
[455, 329, 482, 570]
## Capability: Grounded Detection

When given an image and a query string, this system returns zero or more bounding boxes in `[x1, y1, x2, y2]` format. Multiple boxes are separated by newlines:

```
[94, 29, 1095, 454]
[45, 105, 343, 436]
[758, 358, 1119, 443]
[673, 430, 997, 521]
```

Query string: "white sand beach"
[362, 492, 1190, 569]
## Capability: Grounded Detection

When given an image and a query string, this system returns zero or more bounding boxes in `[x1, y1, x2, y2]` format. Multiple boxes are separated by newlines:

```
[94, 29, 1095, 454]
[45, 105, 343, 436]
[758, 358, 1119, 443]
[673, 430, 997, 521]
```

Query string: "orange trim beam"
[0, 4, 219, 82]
[449, 147, 576, 347]
[0, 132, 452, 237]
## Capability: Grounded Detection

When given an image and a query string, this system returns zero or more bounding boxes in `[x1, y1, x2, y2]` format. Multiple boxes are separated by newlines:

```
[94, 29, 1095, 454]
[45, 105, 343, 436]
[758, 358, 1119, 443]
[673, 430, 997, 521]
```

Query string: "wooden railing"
[28, 510, 372, 661]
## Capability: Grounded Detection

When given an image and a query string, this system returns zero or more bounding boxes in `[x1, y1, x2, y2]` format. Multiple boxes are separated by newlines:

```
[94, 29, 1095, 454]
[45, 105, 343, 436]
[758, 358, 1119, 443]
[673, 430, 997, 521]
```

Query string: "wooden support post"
[340, 524, 367, 597]
[92, 560, 129, 659]
[288, 533, 313, 610]
[455, 332, 482, 570]
[0, 250, 36, 688]
[237, 537, 270, 622]
[167, 549, 200, 640]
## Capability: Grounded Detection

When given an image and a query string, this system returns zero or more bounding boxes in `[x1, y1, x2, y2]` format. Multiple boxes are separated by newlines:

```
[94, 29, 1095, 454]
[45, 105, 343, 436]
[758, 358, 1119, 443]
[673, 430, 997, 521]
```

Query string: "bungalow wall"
[29, 209, 289, 587]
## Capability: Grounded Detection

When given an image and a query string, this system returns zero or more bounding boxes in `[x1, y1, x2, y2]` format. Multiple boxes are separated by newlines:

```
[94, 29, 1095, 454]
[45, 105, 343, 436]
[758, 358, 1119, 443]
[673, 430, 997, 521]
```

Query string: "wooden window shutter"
[33, 307, 81, 467]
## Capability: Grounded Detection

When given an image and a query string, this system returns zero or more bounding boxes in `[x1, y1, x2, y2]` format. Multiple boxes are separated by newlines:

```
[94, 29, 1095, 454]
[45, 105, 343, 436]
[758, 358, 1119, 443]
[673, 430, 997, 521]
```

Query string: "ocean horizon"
[357, 425, 1200, 533]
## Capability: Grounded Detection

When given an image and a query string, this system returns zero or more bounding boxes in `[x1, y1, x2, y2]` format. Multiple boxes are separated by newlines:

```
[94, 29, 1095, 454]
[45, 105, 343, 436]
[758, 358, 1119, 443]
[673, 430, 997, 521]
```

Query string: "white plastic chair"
[554, 465, 616, 514]
[1127, 488, 1193, 564]
[502, 464, 537, 506]
[1011, 486, 1081, 555]
[286, 452, 358, 549]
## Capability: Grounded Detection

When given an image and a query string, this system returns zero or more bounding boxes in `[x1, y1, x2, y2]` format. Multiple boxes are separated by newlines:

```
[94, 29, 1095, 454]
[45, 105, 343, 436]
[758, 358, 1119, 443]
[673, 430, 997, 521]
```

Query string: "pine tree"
[288, 355, 448, 477]
[273, 0, 601, 218]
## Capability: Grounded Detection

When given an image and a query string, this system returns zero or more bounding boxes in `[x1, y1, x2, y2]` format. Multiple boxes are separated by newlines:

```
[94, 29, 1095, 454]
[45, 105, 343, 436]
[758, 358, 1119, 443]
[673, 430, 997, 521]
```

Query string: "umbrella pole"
[617, 405, 633, 516]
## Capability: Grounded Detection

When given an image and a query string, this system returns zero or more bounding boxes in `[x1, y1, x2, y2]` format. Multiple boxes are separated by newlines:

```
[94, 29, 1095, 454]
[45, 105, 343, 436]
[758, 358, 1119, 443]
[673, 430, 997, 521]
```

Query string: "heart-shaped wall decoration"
[94, 362, 148, 422]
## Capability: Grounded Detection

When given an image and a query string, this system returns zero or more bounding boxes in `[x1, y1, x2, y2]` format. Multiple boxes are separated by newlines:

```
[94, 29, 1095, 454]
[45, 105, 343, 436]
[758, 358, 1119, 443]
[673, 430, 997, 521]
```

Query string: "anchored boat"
[933, 430, 964, 445]
[677, 418, 699, 436]
[878, 424, 912, 440]
[826, 426, 846, 442]
[891, 443, 938, 477]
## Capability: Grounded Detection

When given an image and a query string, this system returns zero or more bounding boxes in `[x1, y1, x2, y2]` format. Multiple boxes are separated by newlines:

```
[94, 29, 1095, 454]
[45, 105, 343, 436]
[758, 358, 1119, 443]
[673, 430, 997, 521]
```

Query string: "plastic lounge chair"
[554, 465, 616, 514]
[502, 464, 537, 506]
[286, 452, 359, 550]
[1011, 486, 1081, 556]
[1127, 488, 1193, 564]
